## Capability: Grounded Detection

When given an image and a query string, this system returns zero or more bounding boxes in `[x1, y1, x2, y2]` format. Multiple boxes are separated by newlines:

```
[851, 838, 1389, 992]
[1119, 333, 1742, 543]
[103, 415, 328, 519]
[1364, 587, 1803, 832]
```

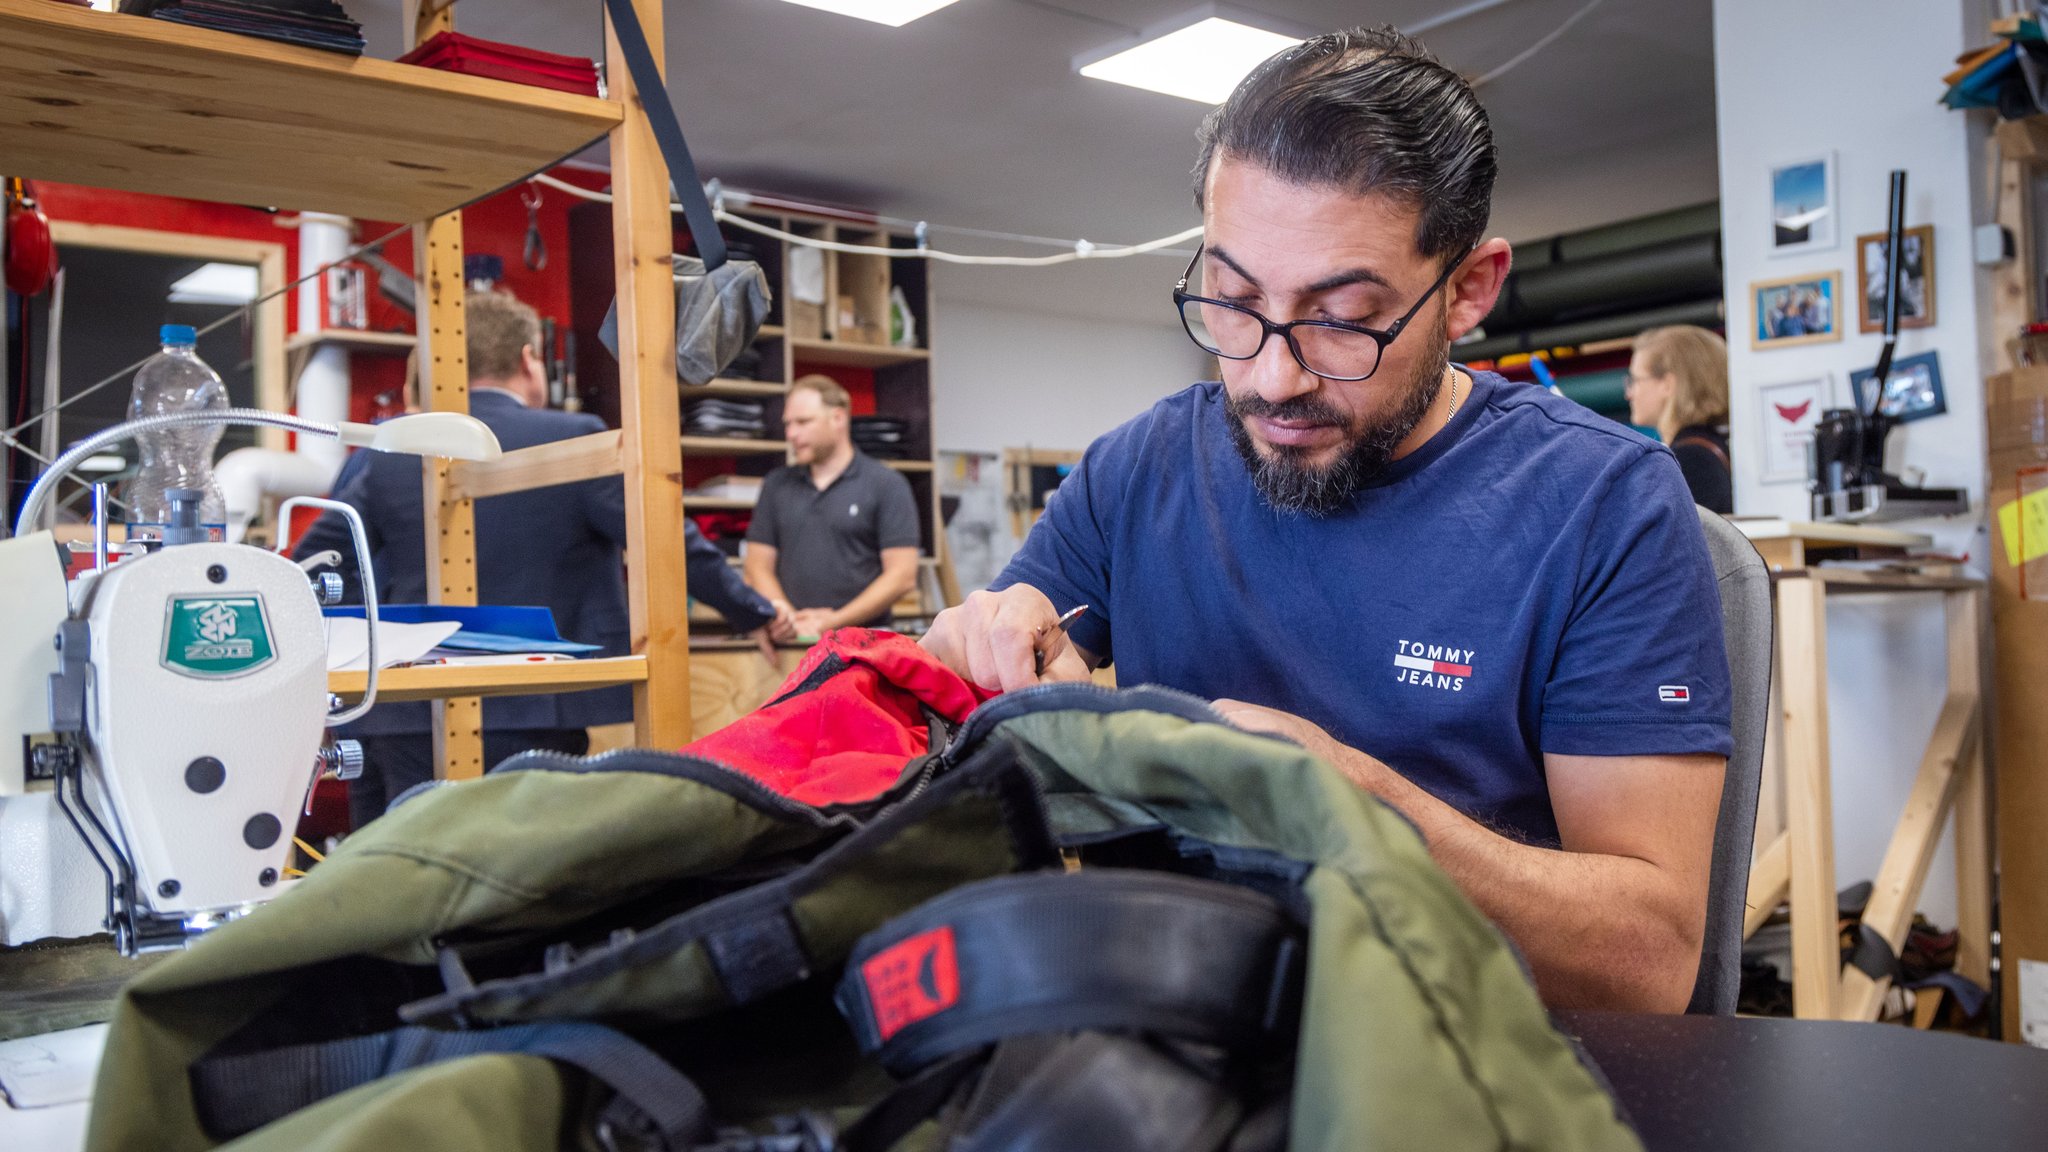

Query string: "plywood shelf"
[328, 655, 648, 703]
[679, 436, 788, 455]
[788, 337, 930, 368]
[884, 459, 934, 472]
[681, 378, 789, 398]
[683, 496, 758, 510]
[286, 329, 417, 355]
[0, 0, 621, 222]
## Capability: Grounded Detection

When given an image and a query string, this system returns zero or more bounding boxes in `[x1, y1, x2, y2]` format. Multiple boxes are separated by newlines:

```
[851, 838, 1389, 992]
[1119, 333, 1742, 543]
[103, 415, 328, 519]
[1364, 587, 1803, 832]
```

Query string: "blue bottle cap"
[160, 324, 198, 346]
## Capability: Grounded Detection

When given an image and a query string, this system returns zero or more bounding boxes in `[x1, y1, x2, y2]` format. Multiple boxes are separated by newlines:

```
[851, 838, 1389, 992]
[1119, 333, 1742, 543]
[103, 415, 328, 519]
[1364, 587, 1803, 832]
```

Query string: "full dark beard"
[1225, 335, 1451, 517]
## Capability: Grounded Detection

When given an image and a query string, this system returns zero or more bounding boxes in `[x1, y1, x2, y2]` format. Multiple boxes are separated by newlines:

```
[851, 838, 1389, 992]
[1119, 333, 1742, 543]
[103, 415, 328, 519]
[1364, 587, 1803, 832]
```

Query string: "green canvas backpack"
[85, 684, 1641, 1152]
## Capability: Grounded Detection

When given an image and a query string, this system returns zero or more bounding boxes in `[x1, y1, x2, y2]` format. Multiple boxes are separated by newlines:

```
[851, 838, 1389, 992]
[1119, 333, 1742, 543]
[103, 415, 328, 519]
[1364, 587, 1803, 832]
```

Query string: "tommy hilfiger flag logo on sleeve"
[1393, 641, 1473, 691]
[1659, 685, 1692, 703]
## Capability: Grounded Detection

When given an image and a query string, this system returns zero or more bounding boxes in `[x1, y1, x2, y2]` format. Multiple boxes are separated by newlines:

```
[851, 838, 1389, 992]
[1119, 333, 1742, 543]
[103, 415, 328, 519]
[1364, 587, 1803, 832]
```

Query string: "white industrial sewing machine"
[1, 407, 496, 956]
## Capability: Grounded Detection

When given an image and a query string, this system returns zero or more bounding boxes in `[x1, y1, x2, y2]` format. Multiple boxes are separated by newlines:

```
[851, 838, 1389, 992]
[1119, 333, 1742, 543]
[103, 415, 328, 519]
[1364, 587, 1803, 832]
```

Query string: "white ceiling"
[357, 0, 1719, 322]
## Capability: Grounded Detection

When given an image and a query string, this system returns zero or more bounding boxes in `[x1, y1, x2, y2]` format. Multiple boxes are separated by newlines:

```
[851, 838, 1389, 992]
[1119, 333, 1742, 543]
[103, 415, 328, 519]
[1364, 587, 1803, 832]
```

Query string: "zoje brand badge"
[1393, 640, 1473, 691]
[162, 595, 275, 678]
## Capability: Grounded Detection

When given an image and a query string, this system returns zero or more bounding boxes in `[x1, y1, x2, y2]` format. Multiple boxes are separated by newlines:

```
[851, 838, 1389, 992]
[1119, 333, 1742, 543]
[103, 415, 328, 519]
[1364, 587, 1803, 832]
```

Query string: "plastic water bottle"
[124, 324, 228, 540]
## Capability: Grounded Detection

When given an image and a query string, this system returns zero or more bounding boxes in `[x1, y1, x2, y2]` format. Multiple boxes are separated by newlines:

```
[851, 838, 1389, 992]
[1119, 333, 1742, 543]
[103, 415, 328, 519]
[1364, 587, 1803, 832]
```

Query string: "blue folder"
[323, 604, 603, 654]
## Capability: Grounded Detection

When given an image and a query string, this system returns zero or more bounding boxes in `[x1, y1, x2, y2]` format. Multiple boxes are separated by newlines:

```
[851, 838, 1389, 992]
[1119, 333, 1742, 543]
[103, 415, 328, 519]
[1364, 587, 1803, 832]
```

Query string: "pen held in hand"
[1034, 604, 1089, 676]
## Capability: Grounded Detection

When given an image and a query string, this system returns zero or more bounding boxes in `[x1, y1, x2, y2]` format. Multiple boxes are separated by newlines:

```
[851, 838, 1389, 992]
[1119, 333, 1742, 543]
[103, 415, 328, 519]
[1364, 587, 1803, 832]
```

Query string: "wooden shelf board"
[681, 378, 788, 398]
[0, 0, 621, 222]
[329, 655, 648, 703]
[884, 459, 934, 472]
[789, 337, 930, 368]
[683, 496, 758, 510]
[285, 329, 416, 355]
[755, 325, 787, 339]
[679, 436, 788, 455]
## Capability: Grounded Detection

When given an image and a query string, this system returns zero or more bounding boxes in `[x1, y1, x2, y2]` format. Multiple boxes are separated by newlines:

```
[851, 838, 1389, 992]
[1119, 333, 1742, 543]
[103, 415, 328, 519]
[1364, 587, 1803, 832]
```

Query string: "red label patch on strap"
[860, 925, 959, 1041]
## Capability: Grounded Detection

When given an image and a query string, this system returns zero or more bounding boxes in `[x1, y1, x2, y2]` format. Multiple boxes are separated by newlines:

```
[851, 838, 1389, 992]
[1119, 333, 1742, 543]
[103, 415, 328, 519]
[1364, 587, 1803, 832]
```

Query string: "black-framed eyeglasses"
[1172, 245, 1466, 382]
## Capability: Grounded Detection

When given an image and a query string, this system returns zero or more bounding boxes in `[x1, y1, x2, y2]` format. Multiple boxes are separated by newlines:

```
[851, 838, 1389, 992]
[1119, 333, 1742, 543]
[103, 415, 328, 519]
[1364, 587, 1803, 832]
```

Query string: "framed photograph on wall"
[1856, 224, 1936, 333]
[1769, 153, 1838, 256]
[1849, 351, 1947, 423]
[1758, 376, 1831, 484]
[1751, 271, 1843, 349]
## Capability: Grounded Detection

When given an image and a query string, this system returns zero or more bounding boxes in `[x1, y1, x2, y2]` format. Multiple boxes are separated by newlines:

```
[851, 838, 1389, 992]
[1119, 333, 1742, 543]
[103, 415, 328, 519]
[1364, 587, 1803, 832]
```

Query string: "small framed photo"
[1751, 272, 1843, 349]
[1758, 376, 1832, 484]
[1856, 225, 1936, 333]
[1849, 351, 1946, 423]
[1770, 154, 1838, 256]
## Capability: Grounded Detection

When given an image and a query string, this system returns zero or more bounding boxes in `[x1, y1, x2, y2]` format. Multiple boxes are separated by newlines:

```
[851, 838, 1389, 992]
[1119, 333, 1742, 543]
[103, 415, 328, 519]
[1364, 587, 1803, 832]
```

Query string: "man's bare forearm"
[826, 566, 917, 630]
[1330, 749, 1703, 1012]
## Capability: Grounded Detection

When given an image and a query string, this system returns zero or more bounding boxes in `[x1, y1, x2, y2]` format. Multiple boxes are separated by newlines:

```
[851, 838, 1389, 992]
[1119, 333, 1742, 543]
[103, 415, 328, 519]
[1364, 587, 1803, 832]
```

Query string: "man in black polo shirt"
[745, 375, 921, 639]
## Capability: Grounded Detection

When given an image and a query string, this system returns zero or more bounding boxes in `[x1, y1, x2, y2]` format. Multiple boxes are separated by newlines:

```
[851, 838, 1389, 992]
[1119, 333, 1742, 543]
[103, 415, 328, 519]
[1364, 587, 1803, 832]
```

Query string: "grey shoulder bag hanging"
[597, 0, 773, 387]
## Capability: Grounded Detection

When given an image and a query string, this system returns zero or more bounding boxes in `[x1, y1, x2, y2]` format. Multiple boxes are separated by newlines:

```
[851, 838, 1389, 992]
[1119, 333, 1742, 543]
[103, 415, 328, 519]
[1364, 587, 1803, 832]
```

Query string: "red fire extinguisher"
[5, 177, 60, 298]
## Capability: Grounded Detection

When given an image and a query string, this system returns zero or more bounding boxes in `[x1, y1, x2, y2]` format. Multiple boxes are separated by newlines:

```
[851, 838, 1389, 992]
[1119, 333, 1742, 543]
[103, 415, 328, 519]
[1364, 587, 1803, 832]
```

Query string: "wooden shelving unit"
[285, 329, 416, 386]
[786, 337, 930, 369]
[678, 436, 790, 455]
[682, 379, 790, 399]
[329, 656, 649, 704]
[0, 0, 620, 223]
[0, 0, 686, 776]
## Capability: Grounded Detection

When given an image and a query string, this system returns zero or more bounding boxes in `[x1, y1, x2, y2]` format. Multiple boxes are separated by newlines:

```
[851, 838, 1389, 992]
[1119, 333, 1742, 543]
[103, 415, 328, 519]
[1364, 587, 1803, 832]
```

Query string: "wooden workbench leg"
[605, 0, 691, 748]
[1778, 576, 1839, 1019]
[1952, 590, 1994, 991]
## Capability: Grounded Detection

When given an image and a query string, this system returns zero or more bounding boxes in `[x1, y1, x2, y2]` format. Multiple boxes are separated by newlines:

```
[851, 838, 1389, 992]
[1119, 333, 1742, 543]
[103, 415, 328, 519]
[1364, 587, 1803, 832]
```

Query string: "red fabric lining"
[681, 630, 992, 806]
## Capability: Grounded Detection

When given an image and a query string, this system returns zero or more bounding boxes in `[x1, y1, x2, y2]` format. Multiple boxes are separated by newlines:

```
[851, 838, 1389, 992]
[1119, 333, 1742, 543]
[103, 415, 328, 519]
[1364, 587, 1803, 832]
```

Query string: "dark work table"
[1561, 1011, 2048, 1151]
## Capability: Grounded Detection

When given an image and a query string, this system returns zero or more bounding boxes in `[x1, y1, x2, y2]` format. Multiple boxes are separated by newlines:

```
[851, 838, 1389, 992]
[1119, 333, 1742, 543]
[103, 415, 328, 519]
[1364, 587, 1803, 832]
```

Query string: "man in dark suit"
[296, 290, 775, 827]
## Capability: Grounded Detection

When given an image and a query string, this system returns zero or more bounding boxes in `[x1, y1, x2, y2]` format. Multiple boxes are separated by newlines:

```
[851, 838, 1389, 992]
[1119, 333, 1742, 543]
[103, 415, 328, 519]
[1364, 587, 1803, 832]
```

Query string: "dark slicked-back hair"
[1194, 26, 1496, 261]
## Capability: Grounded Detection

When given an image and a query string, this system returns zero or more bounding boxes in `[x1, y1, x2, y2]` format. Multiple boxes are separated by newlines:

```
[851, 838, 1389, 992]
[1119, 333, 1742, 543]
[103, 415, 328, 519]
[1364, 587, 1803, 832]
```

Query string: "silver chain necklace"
[1447, 370, 1461, 420]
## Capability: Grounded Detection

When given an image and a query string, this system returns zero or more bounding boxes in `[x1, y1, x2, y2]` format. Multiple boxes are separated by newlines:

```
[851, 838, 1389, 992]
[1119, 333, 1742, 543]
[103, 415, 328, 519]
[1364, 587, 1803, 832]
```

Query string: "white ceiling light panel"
[1077, 9, 1304, 105]
[771, 0, 964, 27]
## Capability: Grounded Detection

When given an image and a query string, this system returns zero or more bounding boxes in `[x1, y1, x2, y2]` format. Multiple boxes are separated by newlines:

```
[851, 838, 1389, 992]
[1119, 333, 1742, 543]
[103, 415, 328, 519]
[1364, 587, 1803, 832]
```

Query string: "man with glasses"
[921, 27, 1732, 1013]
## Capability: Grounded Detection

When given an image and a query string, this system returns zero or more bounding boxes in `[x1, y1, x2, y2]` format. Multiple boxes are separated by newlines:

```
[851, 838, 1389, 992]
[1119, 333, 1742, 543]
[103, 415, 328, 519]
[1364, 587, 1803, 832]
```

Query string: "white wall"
[927, 296, 1208, 586]
[1715, 0, 1997, 925]
[929, 298, 1208, 457]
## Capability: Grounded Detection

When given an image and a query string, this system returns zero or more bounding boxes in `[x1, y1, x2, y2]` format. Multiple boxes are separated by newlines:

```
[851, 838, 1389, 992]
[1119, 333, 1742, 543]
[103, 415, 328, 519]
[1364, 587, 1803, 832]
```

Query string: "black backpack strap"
[599, 0, 727, 271]
[402, 742, 1059, 1029]
[190, 1020, 709, 1147]
[834, 870, 1303, 1076]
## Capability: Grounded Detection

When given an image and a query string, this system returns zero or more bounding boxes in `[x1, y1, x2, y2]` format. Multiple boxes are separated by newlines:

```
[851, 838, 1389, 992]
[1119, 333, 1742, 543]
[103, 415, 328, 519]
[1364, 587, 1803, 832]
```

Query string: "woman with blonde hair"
[1626, 324, 1732, 513]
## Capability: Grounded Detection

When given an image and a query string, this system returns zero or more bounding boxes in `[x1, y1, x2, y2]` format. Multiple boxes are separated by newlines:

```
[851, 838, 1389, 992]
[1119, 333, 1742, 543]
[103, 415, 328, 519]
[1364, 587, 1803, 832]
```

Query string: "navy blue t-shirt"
[993, 371, 1733, 847]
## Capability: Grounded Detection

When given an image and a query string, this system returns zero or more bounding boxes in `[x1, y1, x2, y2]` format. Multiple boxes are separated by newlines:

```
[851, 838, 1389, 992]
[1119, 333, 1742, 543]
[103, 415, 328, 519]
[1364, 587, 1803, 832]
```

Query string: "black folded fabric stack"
[851, 415, 913, 459]
[686, 398, 769, 440]
[121, 0, 365, 56]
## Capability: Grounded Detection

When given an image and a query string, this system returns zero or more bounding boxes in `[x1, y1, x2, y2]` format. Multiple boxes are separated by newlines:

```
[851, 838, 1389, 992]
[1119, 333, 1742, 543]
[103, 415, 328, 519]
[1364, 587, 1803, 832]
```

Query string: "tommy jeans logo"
[1659, 685, 1691, 703]
[1394, 640, 1473, 692]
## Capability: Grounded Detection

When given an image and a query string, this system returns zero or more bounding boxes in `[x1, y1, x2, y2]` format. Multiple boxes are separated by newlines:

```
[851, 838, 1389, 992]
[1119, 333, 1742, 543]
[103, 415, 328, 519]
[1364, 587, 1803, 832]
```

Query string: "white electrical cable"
[1469, 0, 1610, 88]
[528, 172, 1203, 266]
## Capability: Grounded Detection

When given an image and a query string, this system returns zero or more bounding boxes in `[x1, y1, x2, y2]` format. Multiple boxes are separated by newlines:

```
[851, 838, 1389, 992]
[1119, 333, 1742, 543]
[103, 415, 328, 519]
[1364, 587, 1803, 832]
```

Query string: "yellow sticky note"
[1995, 486, 2048, 567]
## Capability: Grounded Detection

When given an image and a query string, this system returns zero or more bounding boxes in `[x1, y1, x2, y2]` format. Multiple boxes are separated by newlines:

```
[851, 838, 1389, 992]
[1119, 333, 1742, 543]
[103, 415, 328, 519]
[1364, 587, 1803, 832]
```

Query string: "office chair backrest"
[1688, 506, 1773, 1014]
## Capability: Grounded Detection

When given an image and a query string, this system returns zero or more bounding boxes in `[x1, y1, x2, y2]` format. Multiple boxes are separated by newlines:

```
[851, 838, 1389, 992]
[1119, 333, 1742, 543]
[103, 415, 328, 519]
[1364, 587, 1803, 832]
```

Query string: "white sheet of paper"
[0, 1023, 105, 1109]
[324, 618, 463, 672]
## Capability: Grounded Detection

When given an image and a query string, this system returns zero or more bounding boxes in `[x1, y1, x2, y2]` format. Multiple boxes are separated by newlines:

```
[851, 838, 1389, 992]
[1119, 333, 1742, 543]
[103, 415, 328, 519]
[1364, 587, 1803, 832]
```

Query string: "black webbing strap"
[835, 870, 1303, 1076]
[401, 748, 1059, 1029]
[189, 1020, 709, 1147]
[600, 0, 729, 271]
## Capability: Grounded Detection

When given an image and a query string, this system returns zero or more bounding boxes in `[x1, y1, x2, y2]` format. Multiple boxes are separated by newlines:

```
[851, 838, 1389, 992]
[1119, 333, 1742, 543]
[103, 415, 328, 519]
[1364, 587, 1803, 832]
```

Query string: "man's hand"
[1212, 699, 1374, 789]
[750, 627, 779, 663]
[921, 585, 1090, 692]
[1215, 696, 1719, 1013]
[790, 607, 837, 638]
[767, 598, 798, 644]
